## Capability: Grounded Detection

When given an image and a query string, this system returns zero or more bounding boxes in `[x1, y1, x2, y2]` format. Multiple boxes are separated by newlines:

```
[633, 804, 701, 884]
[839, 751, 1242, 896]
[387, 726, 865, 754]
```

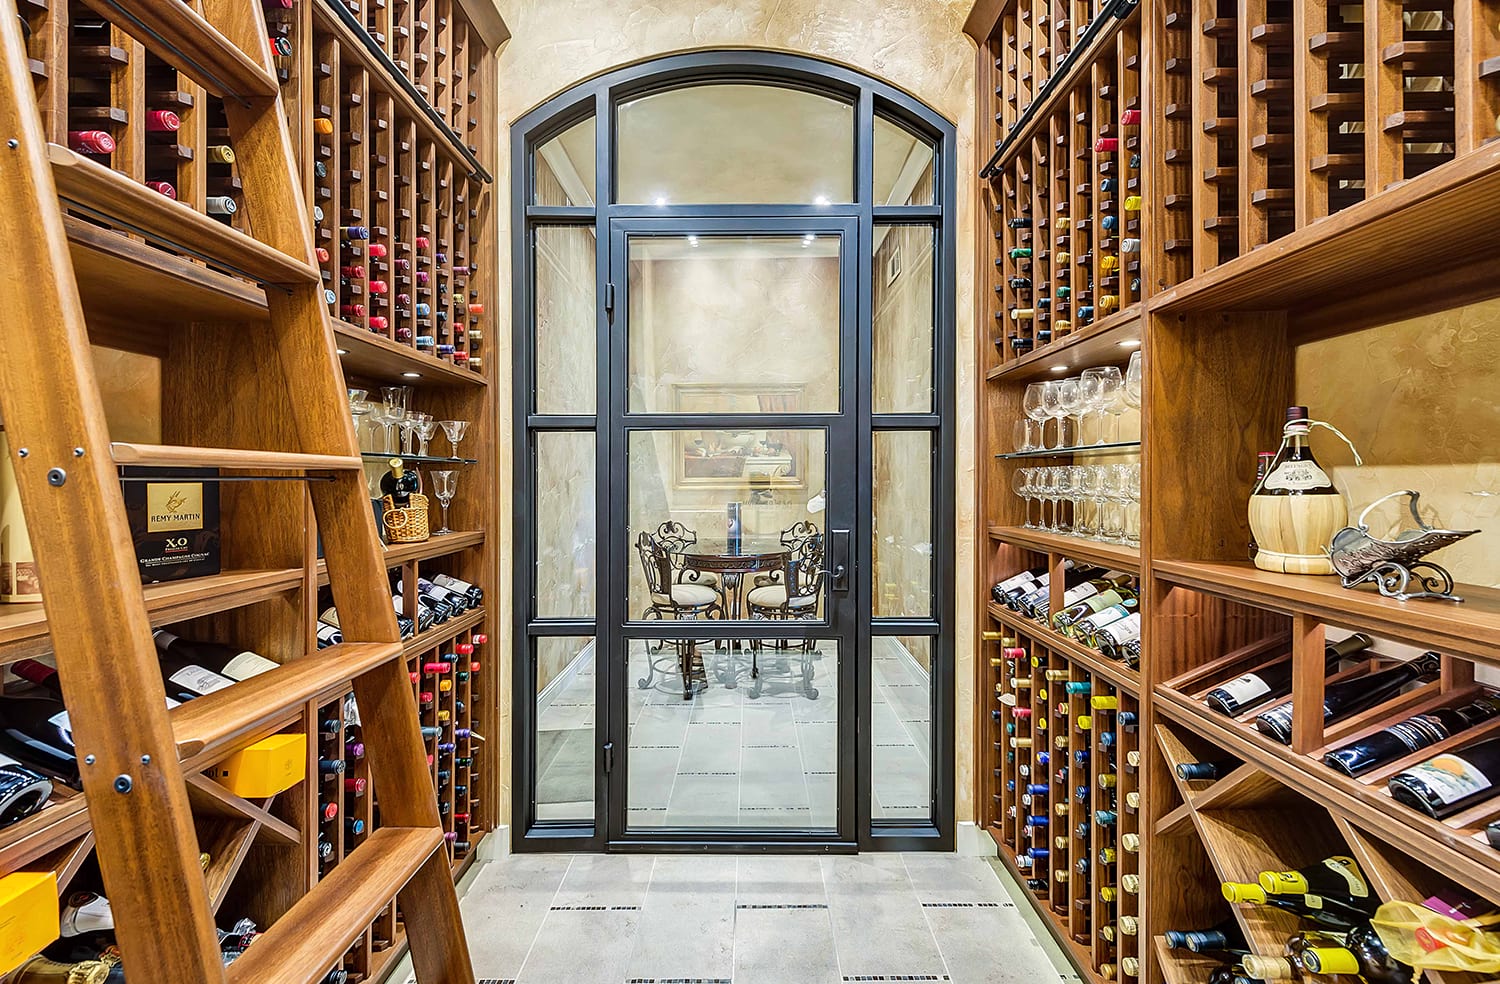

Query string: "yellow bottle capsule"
[1121, 956, 1140, 977]
[1055, 319, 1072, 332]
[1010, 737, 1032, 749]
[1055, 803, 1069, 817]
[1054, 868, 1070, 882]
[1010, 308, 1036, 321]
[1099, 294, 1120, 314]
[1101, 255, 1119, 274]
[1100, 887, 1118, 903]
[1010, 678, 1033, 689]
[1123, 196, 1142, 212]
[1055, 834, 1070, 850]
[1100, 924, 1116, 943]
[1054, 734, 1069, 749]
[1118, 914, 1139, 935]
[1091, 695, 1118, 710]
[1100, 963, 1117, 981]
[982, 630, 1005, 642]
[1076, 715, 1092, 731]
[1045, 669, 1070, 681]
[1098, 773, 1117, 788]
[1056, 250, 1070, 265]
[1057, 216, 1070, 232]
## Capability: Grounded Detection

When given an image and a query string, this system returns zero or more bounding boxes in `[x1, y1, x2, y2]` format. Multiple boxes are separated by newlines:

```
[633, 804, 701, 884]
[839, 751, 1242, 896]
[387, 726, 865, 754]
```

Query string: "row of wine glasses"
[348, 386, 469, 459]
[1013, 464, 1140, 545]
[1018, 351, 1142, 451]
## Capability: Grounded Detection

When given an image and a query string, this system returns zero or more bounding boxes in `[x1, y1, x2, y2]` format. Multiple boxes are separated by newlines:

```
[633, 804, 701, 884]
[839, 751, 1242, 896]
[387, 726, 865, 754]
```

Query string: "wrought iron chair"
[779, 520, 820, 550]
[636, 532, 723, 699]
[655, 520, 722, 593]
[745, 534, 825, 698]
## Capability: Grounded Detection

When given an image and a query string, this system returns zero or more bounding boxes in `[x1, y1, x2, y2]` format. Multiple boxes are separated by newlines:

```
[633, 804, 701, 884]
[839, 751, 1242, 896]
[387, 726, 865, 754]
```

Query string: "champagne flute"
[1014, 467, 1035, 529]
[431, 470, 457, 535]
[440, 419, 470, 459]
[1022, 383, 1048, 452]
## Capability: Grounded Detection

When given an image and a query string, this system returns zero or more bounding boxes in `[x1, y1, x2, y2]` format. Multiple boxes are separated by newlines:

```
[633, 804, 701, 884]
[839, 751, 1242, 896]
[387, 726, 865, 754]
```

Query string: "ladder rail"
[0, 3, 230, 982]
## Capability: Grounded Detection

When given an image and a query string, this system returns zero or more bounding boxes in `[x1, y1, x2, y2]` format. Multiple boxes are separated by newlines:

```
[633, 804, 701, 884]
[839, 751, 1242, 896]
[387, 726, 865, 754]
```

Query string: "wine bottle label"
[61, 892, 114, 936]
[1400, 754, 1492, 805]
[1262, 460, 1334, 491]
[169, 664, 236, 695]
[1061, 583, 1099, 607]
[222, 652, 278, 680]
[1213, 672, 1271, 707]
[1100, 615, 1142, 645]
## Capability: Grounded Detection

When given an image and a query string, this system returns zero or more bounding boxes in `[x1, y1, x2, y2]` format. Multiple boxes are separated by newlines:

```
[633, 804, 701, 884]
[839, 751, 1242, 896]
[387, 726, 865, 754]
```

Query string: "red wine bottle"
[0, 695, 78, 785]
[1255, 651, 1441, 744]
[1324, 695, 1500, 776]
[1389, 733, 1500, 818]
[0, 751, 52, 827]
[1205, 633, 1373, 716]
[1303, 925, 1415, 984]
[153, 629, 279, 681]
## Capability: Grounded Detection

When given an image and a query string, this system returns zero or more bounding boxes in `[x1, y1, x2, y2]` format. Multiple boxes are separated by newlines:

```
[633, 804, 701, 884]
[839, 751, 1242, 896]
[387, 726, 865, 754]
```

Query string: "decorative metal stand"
[1329, 490, 1478, 603]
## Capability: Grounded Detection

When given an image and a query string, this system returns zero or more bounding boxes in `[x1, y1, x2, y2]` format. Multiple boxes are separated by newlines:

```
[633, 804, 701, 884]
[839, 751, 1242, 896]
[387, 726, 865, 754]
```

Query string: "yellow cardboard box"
[0, 871, 58, 973]
[215, 733, 307, 797]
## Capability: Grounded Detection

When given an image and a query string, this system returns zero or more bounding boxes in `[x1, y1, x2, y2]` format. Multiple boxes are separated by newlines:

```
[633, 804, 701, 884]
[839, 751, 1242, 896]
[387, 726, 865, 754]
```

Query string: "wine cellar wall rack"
[968, 0, 1500, 980]
[0, 0, 504, 981]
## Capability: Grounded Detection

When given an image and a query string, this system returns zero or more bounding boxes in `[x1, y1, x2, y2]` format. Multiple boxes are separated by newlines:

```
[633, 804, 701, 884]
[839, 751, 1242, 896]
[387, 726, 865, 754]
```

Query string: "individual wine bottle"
[1255, 651, 1441, 745]
[1325, 695, 1500, 776]
[1249, 406, 1349, 575]
[61, 891, 114, 936]
[1054, 584, 1137, 635]
[1302, 925, 1415, 984]
[0, 750, 52, 827]
[316, 620, 343, 649]
[1248, 450, 1274, 560]
[153, 630, 279, 682]
[430, 573, 484, 607]
[1257, 855, 1374, 912]
[1074, 603, 1136, 647]
[1221, 881, 1363, 929]
[1388, 732, 1500, 818]
[1096, 614, 1141, 661]
[380, 458, 419, 506]
[1036, 570, 1133, 624]
[0, 695, 78, 784]
[1176, 760, 1237, 781]
[1205, 633, 1373, 716]
[67, 130, 116, 155]
[416, 577, 468, 612]
[4, 957, 112, 984]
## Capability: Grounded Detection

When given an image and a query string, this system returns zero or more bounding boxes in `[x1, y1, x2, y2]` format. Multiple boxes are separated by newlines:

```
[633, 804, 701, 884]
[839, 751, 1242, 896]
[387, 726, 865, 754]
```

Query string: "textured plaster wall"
[494, 0, 981, 831]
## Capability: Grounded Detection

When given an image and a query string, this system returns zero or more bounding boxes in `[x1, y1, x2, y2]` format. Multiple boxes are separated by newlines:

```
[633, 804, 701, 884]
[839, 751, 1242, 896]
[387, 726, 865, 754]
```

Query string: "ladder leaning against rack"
[0, 0, 476, 981]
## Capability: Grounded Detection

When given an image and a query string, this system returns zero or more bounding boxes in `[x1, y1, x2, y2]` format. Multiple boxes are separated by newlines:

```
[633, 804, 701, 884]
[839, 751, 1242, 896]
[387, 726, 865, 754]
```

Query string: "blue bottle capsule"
[1064, 682, 1091, 695]
[1095, 810, 1117, 826]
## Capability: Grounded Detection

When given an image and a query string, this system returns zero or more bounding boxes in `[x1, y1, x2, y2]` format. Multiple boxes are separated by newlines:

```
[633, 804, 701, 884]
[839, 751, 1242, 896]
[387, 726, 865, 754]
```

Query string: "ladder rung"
[47, 145, 318, 288]
[226, 827, 444, 984]
[109, 443, 362, 472]
[171, 642, 403, 767]
[77, 0, 278, 103]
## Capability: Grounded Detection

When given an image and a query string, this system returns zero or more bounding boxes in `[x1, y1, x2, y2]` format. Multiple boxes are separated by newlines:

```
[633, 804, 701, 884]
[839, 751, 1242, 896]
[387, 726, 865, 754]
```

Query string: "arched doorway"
[512, 51, 956, 851]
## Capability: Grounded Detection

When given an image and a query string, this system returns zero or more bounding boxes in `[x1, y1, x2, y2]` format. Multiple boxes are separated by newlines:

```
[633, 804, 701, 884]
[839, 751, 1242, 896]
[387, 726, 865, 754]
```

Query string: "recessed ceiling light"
[402, 371, 422, 378]
[336, 348, 349, 355]
[1118, 338, 1142, 348]
[654, 195, 668, 206]
[688, 235, 699, 246]
[813, 194, 830, 206]
[1050, 364, 1069, 372]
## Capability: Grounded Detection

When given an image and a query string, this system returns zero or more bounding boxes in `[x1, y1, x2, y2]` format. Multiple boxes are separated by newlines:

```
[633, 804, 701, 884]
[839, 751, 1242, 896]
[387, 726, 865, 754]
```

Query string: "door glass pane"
[873, 225, 935, 413]
[872, 635, 931, 822]
[535, 226, 596, 415]
[626, 637, 839, 830]
[533, 115, 595, 206]
[873, 431, 932, 618]
[627, 429, 827, 623]
[535, 636, 595, 821]
[874, 115, 935, 206]
[626, 235, 841, 414]
[617, 85, 854, 204]
[535, 431, 596, 618]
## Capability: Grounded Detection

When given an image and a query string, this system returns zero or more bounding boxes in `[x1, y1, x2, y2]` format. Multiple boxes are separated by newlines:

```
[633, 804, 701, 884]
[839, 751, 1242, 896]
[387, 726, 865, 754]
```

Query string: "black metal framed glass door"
[604, 217, 861, 847]
[512, 50, 957, 854]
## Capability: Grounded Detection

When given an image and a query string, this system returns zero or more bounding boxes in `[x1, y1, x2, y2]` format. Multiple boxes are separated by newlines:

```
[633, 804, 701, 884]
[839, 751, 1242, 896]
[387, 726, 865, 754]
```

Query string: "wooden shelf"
[987, 601, 1139, 693]
[986, 307, 1143, 383]
[383, 530, 486, 566]
[334, 320, 486, 388]
[401, 606, 486, 659]
[1148, 146, 1500, 329]
[989, 525, 1141, 573]
[0, 569, 304, 665]
[1153, 559, 1500, 669]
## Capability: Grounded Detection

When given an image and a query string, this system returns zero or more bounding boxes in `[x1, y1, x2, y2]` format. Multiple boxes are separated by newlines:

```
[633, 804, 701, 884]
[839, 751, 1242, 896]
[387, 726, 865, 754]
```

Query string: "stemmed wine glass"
[1057, 376, 1084, 450]
[1067, 465, 1088, 538]
[413, 416, 438, 457]
[1123, 462, 1141, 546]
[379, 386, 408, 454]
[1013, 467, 1035, 529]
[431, 470, 457, 535]
[440, 419, 470, 460]
[1123, 351, 1143, 442]
[1081, 367, 1124, 445]
[1022, 384, 1048, 453]
[1079, 464, 1104, 539]
[1054, 465, 1075, 534]
[1041, 381, 1068, 451]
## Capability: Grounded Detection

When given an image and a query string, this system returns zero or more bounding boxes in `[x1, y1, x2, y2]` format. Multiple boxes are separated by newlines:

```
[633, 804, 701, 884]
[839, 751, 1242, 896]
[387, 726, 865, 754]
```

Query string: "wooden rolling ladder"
[0, 1, 476, 982]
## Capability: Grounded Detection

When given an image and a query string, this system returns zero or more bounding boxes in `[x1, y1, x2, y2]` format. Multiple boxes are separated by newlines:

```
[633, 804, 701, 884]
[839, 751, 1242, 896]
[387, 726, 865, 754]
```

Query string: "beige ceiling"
[537, 83, 929, 207]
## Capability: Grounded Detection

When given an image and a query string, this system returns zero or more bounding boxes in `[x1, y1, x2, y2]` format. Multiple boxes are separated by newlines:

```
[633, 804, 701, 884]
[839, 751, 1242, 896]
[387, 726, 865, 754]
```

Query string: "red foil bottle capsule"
[467, 303, 484, 315]
[340, 303, 365, 318]
[369, 280, 388, 295]
[369, 316, 388, 331]
[344, 777, 367, 794]
[1119, 109, 1141, 125]
[473, 634, 487, 645]
[315, 247, 330, 263]
[320, 802, 338, 821]
[68, 130, 116, 154]
[145, 180, 177, 199]
[415, 236, 430, 249]
[1094, 137, 1119, 153]
[425, 661, 453, 673]
[455, 643, 474, 657]
[146, 110, 181, 132]
[341, 265, 366, 278]
[368, 242, 388, 258]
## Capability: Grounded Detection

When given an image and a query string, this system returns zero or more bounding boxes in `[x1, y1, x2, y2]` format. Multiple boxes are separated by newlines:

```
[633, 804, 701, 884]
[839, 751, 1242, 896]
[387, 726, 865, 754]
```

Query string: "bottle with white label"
[1248, 406, 1349, 575]
[1389, 734, 1500, 818]
[0, 750, 52, 827]
[1204, 633, 1372, 716]
[153, 630, 279, 682]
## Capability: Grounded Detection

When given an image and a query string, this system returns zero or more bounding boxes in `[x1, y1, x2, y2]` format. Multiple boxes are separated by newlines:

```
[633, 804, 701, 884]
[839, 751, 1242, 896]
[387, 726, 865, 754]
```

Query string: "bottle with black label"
[1255, 652, 1442, 745]
[1324, 695, 1500, 776]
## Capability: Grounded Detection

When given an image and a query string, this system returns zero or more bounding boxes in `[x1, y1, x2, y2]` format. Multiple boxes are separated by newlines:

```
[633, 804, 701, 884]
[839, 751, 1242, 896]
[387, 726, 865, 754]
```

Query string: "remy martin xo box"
[120, 467, 221, 582]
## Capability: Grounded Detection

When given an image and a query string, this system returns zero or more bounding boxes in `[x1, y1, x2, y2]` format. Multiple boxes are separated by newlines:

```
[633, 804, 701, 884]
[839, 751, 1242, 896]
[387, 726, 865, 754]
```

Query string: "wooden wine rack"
[970, 0, 1500, 980]
[0, 0, 504, 979]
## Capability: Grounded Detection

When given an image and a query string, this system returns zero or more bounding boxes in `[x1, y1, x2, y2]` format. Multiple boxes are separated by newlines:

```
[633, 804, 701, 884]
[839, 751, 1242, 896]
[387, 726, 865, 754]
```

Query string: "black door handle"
[829, 529, 850, 592]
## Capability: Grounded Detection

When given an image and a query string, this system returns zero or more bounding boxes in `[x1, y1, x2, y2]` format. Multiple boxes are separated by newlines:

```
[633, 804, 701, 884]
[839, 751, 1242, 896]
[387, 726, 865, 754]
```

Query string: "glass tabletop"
[676, 537, 790, 559]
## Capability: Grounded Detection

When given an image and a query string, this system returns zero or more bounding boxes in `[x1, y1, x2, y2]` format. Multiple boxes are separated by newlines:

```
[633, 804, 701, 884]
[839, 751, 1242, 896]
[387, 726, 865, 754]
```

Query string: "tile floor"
[450, 853, 1079, 984]
[536, 638, 934, 828]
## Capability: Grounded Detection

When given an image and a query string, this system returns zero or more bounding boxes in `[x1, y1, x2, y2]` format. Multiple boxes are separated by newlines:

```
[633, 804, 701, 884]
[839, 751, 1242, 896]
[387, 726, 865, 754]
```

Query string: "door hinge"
[603, 740, 614, 773]
[604, 282, 615, 313]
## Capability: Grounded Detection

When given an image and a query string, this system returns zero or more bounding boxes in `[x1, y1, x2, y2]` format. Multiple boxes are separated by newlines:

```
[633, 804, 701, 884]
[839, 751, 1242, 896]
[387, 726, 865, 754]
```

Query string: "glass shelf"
[996, 440, 1141, 460]
[361, 452, 479, 465]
